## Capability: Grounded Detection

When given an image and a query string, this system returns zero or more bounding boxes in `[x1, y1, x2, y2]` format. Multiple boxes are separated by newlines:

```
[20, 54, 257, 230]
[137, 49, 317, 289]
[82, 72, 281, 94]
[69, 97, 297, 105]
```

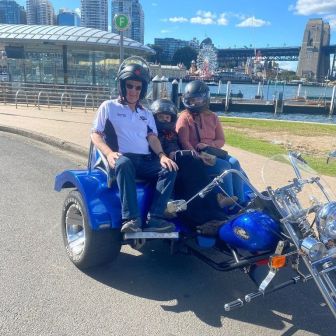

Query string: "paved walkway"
[0, 103, 335, 190]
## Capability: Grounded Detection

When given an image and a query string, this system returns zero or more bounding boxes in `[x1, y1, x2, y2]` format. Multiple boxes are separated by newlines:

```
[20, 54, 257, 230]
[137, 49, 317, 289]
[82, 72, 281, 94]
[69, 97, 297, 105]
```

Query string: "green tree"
[146, 44, 168, 64]
[172, 46, 197, 69]
[278, 70, 298, 81]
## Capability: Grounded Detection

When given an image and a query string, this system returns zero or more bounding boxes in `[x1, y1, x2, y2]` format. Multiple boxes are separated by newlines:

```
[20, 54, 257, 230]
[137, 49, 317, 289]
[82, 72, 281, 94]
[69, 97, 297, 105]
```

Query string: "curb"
[0, 124, 88, 158]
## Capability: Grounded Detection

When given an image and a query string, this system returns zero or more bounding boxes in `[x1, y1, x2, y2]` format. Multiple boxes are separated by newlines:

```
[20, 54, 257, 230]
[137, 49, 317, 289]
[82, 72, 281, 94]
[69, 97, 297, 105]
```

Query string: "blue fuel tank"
[219, 210, 280, 252]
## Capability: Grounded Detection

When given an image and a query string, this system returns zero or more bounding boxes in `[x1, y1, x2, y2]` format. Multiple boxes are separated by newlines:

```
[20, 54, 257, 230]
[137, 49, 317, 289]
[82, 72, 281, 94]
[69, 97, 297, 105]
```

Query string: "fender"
[54, 169, 154, 230]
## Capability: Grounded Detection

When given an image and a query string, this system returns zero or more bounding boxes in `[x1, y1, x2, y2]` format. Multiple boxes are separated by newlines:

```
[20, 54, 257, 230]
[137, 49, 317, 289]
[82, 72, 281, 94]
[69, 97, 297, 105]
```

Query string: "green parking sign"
[114, 14, 131, 31]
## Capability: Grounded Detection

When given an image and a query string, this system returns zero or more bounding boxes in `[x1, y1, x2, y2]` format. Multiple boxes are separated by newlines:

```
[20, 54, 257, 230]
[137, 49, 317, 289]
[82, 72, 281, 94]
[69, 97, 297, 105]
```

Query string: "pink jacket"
[176, 109, 225, 151]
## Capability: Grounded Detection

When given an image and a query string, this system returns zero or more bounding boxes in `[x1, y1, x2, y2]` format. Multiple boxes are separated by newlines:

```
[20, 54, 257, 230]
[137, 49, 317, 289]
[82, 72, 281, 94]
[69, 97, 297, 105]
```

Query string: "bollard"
[152, 75, 161, 101]
[297, 83, 302, 98]
[274, 91, 284, 115]
[178, 78, 183, 94]
[225, 81, 231, 111]
[171, 79, 179, 107]
[160, 76, 169, 98]
[256, 81, 261, 99]
[329, 85, 336, 118]
[217, 80, 222, 94]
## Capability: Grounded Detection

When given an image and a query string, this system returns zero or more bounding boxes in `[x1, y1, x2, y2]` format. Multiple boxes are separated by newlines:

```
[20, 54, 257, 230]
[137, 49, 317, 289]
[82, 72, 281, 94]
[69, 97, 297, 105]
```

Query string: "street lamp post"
[113, 14, 131, 65]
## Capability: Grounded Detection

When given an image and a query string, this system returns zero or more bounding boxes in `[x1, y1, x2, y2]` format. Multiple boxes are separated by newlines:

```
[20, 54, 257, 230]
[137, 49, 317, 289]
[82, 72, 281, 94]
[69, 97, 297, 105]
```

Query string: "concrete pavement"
[0, 103, 335, 190]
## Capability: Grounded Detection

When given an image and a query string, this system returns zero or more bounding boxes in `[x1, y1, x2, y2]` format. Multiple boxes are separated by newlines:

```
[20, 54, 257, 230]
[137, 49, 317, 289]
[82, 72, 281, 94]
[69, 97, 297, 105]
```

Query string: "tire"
[61, 190, 121, 269]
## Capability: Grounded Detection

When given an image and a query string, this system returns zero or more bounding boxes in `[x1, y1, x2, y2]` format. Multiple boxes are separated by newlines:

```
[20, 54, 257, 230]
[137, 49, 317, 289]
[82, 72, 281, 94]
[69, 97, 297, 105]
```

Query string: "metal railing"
[0, 82, 115, 110]
[15, 89, 28, 108]
[37, 91, 50, 109]
[84, 93, 95, 113]
[61, 92, 72, 112]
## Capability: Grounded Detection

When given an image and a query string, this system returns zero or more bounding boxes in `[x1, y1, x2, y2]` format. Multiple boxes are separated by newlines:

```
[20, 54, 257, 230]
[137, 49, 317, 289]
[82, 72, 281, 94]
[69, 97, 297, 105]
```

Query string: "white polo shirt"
[92, 99, 158, 155]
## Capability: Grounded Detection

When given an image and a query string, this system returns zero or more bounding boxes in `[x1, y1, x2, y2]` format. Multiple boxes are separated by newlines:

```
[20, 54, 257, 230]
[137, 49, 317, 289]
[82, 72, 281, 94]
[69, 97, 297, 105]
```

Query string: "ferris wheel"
[196, 44, 218, 78]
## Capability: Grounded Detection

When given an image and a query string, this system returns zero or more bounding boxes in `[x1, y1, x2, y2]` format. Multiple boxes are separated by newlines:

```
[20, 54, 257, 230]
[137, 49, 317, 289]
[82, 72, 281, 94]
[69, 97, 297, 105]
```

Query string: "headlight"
[301, 237, 327, 261]
[316, 202, 336, 240]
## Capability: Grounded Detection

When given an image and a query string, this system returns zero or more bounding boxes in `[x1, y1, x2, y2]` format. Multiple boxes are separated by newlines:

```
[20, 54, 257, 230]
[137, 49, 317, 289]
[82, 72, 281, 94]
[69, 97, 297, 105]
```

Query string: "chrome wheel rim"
[65, 204, 85, 257]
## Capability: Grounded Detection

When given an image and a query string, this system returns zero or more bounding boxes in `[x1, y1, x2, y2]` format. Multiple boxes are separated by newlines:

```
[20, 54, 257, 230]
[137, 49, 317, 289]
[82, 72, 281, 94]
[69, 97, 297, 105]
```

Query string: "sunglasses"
[126, 83, 142, 91]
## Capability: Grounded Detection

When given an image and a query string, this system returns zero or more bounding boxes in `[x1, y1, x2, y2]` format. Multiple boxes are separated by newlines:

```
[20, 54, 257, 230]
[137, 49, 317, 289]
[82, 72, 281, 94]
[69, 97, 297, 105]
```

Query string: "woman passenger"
[176, 80, 245, 205]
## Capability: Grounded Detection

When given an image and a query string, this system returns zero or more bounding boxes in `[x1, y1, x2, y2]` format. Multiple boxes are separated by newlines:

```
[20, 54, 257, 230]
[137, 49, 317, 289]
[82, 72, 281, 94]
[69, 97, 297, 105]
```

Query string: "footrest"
[124, 232, 179, 240]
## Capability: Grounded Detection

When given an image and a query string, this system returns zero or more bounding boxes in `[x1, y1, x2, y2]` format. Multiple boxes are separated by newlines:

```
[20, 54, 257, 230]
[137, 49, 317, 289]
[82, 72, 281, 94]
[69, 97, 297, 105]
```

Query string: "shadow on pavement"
[83, 240, 334, 334]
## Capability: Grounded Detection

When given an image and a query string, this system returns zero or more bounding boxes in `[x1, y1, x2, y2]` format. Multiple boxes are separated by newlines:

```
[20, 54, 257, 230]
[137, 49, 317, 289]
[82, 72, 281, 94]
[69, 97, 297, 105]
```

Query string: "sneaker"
[196, 220, 225, 237]
[143, 217, 175, 233]
[120, 218, 142, 233]
[217, 194, 238, 208]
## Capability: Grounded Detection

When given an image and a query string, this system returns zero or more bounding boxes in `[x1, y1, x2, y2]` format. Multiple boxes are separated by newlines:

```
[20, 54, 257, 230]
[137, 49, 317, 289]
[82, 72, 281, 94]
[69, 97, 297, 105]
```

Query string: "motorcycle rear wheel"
[62, 190, 122, 269]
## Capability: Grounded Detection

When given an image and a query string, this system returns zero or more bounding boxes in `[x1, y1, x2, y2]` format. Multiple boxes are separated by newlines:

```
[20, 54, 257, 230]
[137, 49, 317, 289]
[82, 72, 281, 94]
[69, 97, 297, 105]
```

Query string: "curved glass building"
[0, 24, 154, 85]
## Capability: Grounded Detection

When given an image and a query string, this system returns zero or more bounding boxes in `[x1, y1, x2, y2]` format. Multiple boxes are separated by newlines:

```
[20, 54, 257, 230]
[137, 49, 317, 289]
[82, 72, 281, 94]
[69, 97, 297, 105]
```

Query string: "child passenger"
[151, 98, 229, 228]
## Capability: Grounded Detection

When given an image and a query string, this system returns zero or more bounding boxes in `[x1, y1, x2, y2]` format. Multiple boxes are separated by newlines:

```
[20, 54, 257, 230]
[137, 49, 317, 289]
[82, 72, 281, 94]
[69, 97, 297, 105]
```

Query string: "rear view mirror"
[327, 150, 336, 164]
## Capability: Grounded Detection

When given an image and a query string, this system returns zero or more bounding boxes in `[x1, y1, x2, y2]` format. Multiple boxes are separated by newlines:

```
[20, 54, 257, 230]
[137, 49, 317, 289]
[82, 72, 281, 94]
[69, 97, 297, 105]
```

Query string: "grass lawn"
[219, 117, 336, 176]
[219, 117, 336, 136]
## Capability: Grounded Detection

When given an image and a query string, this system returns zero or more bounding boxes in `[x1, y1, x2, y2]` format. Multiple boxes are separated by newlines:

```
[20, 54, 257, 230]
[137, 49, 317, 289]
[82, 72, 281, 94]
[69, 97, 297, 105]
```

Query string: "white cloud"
[290, 0, 336, 15]
[168, 16, 188, 23]
[196, 10, 216, 19]
[160, 29, 171, 34]
[74, 8, 81, 17]
[236, 16, 271, 27]
[325, 14, 336, 30]
[190, 16, 215, 25]
[152, 2, 158, 6]
[217, 13, 228, 26]
[191, 10, 217, 25]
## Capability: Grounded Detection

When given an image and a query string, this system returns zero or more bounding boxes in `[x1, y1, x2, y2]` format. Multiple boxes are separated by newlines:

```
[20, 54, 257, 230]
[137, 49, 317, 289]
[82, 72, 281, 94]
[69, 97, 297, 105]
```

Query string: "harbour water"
[211, 83, 334, 101]
[181, 82, 336, 124]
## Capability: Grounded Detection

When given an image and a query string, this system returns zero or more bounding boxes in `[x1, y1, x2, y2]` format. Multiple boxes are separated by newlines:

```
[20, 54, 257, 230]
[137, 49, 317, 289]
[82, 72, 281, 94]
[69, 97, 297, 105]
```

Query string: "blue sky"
[16, 1, 336, 46]
[16, 0, 336, 70]
[16, 0, 336, 46]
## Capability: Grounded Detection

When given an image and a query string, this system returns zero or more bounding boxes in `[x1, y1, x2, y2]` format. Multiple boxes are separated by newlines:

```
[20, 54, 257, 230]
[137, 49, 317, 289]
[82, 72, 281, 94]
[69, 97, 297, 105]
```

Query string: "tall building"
[154, 38, 190, 62]
[80, 0, 107, 31]
[57, 9, 80, 26]
[0, 0, 26, 24]
[297, 18, 330, 81]
[111, 0, 144, 44]
[26, 0, 54, 25]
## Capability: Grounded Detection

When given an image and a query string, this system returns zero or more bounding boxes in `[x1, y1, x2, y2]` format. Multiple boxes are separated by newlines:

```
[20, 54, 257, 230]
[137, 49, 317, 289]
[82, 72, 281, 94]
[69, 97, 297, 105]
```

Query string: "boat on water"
[205, 81, 218, 86]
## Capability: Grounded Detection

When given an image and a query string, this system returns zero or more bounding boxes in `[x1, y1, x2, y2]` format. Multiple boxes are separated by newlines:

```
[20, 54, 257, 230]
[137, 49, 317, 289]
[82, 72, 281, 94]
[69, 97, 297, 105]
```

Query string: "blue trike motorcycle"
[55, 145, 336, 318]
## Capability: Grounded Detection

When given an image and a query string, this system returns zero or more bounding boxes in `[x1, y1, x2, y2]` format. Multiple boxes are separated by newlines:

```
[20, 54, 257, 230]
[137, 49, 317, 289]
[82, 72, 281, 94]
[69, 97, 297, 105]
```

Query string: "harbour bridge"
[217, 45, 336, 62]
[217, 19, 336, 81]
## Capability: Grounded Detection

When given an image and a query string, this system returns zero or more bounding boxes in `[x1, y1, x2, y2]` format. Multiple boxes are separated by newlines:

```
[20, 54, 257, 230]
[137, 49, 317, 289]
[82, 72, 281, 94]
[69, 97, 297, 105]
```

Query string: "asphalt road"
[0, 132, 334, 336]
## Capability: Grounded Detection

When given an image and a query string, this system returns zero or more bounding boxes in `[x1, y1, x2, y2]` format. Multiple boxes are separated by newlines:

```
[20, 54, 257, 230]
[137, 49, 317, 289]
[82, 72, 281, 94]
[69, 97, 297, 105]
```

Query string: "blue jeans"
[205, 155, 245, 203]
[114, 153, 177, 221]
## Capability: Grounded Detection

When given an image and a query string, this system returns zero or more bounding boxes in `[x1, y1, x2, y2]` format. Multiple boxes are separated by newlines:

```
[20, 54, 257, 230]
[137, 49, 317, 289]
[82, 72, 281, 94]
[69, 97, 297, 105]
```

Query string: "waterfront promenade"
[0, 104, 335, 190]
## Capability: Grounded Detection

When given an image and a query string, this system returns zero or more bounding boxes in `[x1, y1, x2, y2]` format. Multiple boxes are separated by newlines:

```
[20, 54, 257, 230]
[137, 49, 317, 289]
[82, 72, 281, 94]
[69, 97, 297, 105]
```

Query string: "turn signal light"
[270, 255, 286, 269]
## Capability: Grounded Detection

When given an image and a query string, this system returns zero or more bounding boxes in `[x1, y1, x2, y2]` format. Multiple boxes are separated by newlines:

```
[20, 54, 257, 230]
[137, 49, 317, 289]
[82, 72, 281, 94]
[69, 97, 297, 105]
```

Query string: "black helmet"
[117, 63, 150, 100]
[151, 99, 177, 121]
[183, 80, 210, 113]
[151, 99, 177, 132]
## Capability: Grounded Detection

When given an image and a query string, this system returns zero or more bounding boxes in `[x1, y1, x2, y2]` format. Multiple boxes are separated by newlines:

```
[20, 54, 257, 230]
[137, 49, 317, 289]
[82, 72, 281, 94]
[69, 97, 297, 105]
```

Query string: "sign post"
[113, 14, 131, 65]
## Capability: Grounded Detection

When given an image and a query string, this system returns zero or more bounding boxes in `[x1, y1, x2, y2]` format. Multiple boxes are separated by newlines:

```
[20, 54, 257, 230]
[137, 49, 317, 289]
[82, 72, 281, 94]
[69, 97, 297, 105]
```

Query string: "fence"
[0, 82, 118, 112]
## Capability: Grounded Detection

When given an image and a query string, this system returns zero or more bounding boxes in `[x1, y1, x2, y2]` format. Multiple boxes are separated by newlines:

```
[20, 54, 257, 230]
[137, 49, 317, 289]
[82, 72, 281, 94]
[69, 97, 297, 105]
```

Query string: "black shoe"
[143, 217, 175, 233]
[120, 218, 142, 233]
[196, 220, 225, 237]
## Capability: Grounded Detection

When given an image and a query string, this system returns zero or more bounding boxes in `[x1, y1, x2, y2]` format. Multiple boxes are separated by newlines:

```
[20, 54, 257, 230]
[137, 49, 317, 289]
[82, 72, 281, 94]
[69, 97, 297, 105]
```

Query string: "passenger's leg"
[114, 156, 139, 221]
[175, 156, 227, 226]
[205, 158, 233, 196]
[137, 158, 177, 231]
[227, 155, 245, 203]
